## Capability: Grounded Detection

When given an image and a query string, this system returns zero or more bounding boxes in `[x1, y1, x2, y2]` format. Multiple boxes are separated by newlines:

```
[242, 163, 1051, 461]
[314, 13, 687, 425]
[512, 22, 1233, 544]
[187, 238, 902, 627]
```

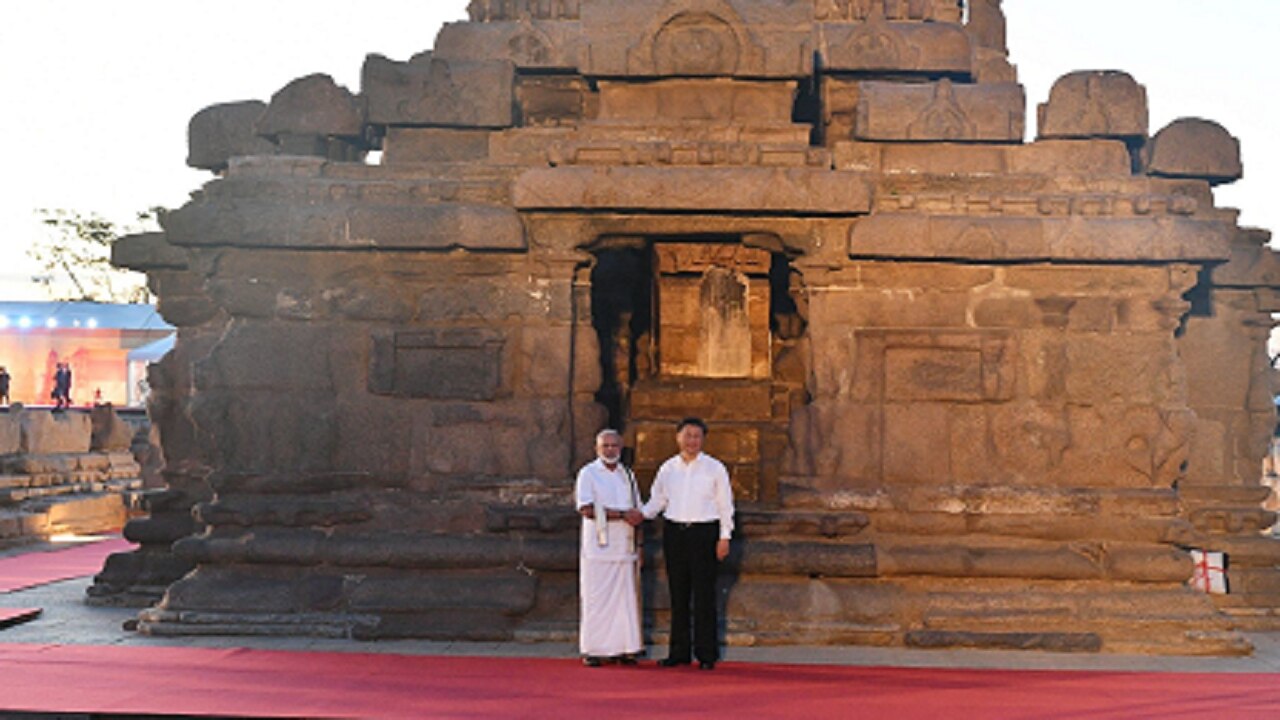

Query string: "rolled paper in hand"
[594, 500, 609, 547]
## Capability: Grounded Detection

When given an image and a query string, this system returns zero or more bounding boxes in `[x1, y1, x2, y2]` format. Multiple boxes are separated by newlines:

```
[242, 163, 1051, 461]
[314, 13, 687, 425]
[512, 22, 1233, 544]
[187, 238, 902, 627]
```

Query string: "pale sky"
[1, 1, 1274, 301]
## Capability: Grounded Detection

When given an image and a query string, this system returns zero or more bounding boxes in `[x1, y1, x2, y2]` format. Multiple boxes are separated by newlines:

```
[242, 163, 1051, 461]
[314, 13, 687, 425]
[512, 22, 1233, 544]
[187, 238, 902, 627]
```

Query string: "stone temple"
[103, 0, 1280, 654]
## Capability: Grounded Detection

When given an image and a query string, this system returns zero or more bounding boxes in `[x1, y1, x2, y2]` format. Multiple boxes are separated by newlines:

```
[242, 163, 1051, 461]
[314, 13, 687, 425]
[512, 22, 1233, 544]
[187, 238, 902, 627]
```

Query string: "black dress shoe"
[657, 657, 690, 667]
[617, 654, 638, 666]
[583, 656, 603, 667]
[698, 660, 716, 670]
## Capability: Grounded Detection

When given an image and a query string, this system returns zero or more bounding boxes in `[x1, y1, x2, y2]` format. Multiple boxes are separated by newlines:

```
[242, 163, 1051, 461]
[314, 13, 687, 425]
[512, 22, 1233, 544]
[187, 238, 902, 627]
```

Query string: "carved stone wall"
[112, 0, 1278, 655]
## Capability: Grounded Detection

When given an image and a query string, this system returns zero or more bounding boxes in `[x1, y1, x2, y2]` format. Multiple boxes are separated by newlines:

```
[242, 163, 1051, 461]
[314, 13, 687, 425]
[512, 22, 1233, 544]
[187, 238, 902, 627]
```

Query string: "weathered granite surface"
[112, 1, 1278, 656]
[0, 408, 145, 545]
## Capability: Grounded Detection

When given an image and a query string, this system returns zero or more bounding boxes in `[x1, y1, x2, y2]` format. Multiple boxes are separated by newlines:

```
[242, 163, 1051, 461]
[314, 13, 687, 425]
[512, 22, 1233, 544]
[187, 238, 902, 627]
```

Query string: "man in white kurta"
[576, 430, 644, 666]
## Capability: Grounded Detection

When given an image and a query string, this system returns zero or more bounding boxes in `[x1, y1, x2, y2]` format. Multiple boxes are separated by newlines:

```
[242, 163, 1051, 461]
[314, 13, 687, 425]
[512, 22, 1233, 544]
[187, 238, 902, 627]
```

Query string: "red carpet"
[0, 643, 1275, 719]
[0, 537, 134, 592]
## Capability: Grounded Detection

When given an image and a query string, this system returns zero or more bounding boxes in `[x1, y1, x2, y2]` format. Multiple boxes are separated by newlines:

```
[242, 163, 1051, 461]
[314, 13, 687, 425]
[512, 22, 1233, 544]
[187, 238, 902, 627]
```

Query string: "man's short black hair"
[676, 416, 708, 434]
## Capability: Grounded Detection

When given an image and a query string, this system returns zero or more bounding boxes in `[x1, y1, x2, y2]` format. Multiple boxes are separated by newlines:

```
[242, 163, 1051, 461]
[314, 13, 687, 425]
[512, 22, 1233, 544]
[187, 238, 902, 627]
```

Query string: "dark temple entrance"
[590, 236, 807, 505]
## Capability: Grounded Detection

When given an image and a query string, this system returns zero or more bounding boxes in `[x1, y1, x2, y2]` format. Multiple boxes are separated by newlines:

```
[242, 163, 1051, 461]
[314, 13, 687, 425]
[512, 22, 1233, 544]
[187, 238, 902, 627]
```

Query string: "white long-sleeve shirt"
[642, 452, 735, 540]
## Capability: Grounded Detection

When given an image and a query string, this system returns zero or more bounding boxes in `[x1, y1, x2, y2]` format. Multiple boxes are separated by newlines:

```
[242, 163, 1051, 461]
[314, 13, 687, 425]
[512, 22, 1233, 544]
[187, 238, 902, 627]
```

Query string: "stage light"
[86, 317, 98, 329]
[45, 318, 58, 328]
[0, 316, 9, 329]
[18, 316, 31, 329]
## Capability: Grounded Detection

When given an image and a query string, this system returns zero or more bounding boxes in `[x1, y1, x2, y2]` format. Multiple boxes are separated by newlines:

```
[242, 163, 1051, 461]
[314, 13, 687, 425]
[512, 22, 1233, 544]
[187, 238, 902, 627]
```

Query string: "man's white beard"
[600, 453, 621, 464]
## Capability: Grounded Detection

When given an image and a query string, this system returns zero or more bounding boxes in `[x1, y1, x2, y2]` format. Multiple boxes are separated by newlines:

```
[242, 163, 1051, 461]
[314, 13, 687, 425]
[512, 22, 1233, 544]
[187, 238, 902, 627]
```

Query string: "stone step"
[905, 630, 1102, 653]
[876, 538, 1189, 583]
[916, 611, 1244, 655]
[1220, 606, 1280, 632]
[0, 478, 142, 506]
[921, 610, 1235, 636]
[0, 492, 136, 541]
[917, 586, 1224, 623]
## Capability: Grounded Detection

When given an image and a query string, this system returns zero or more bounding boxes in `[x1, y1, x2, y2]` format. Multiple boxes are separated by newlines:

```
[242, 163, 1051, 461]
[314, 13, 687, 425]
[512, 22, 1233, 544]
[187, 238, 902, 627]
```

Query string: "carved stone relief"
[626, 0, 766, 76]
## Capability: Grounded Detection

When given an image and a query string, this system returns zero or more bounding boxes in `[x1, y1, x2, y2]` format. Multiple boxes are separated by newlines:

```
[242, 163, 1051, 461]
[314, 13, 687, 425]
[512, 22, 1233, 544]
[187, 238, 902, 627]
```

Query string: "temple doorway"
[590, 236, 807, 505]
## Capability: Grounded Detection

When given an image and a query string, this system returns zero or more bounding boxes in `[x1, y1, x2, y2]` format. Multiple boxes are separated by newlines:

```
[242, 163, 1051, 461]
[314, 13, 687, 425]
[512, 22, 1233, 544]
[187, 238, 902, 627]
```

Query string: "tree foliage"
[30, 208, 160, 304]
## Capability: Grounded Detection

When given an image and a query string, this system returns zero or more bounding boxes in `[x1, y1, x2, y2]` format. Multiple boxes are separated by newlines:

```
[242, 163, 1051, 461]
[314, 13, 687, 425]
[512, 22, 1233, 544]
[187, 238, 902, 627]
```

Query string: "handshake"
[577, 506, 644, 526]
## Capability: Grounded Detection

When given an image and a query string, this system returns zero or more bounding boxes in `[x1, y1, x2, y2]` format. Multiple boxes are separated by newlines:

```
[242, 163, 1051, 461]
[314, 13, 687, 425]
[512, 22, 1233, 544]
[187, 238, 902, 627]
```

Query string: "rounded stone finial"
[1037, 70, 1148, 141]
[255, 74, 365, 140]
[187, 101, 275, 173]
[1145, 118, 1243, 185]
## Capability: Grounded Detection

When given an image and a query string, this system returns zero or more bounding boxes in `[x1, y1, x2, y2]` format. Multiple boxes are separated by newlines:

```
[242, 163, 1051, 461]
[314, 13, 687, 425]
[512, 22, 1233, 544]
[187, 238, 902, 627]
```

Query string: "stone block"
[855, 262, 995, 291]
[629, 379, 772, 423]
[414, 278, 570, 328]
[790, 402, 881, 484]
[1007, 140, 1132, 177]
[516, 75, 595, 126]
[848, 215, 1233, 263]
[514, 166, 872, 214]
[582, 0, 812, 78]
[1037, 71, 1148, 141]
[820, 19, 972, 74]
[988, 403, 1071, 481]
[971, 296, 1036, 329]
[362, 53, 516, 128]
[187, 101, 276, 172]
[415, 407, 568, 480]
[512, 323, 600, 398]
[1058, 405, 1190, 488]
[595, 79, 796, 125]
[1145, 118, 1243, 186]
[89, 406, 134, 452]
[166, 193, 527, 252]
[815, 0, 963, 22]
[1064, 335, 1178, 405]
[1213, 229, 1280, 288]
[19, 411, 91, 455]
[883, 402, 948, 482]
[369, 329, 507, 401]
[854, 80, 1024, 142]
[381, 128, 491, 164]
[905, 631, 1102, 653]
[878, 143, 1006, 176]
[112, 232, 188, 272]
[1001, 265, 1171, 296]
[852, 330, 1016, 403]
[972, 49, 1018, 84]
[967, 0, 1007, 52]
[347, 571, 538, 614]
[433, 18, 585, 70]
[256, 74, 363, 140]
[193, 393, 337, 473]
[736, 541, 876, 577]
[0, 415, 20, 455]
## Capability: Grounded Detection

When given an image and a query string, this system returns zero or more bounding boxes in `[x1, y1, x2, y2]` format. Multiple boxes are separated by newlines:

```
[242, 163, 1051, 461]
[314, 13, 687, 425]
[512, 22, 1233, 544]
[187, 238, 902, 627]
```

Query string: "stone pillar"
[1178, 227, 1280, 628]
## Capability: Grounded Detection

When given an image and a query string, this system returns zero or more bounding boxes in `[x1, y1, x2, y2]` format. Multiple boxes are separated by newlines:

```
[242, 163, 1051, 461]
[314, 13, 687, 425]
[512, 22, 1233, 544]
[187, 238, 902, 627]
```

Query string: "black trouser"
[662, 519, 719, 663]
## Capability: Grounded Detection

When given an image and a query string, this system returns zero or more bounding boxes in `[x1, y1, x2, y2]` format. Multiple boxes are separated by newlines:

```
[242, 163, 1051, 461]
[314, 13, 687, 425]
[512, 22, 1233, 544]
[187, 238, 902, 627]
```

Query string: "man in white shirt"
[642, 417, 734, 670]
[576, 429, 644, 667]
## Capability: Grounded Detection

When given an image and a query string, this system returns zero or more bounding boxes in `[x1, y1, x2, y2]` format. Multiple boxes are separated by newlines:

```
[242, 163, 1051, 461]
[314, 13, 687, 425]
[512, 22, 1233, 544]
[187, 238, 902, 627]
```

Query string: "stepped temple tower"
[107, 0, 1280, 654]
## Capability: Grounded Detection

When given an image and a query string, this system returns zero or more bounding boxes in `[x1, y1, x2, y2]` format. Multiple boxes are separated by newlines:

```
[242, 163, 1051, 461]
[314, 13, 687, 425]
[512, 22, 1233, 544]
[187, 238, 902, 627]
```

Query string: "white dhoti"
[578, 518, 641, 657]
[579, 558, 641, 656]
